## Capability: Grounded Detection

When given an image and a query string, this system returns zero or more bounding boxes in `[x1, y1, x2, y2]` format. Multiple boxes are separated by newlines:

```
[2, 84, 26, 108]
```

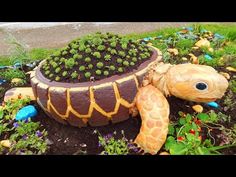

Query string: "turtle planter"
[7, 31, 229, 154]
[30, 47, 161, 127]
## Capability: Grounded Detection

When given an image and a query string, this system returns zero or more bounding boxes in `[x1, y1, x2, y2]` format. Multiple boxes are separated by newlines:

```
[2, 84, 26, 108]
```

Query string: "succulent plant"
[93, 52, 101, 59]
[132, 57, 137, 62]
[110, 49, 117, 55]
[62, 51, 68, 55]
[110, 42, 117, 48]
[55, 76, 60, 81]
[62, 71, 68, 77]
[45, 71, 50, 75]
[70, 49, 77, 55]
[71, 71, 78, 79]
[96, 70, 102, 75]
[97, 45, 106, 51]
[117, 58, 123, 64]
[55, 67, 61, 73]
[84, 72, 91, 78]
[85, 57, 91, 63]
[49, 73, 54, 78]
[123, 61, 129, 67]
[65, 58, 75, 69]
[118, 51, 126, 57]
[79, 66, 86, 71]
[85, 48, 92, 54]
[104, 54, 111, 61]
[103, 71, 109, 76]
[130, 62, 135, 66]
[109, 65, 116, 71]
[88, 64, 93, 69]
[96, 62, 104, 69]
[118, 67, 124, 73]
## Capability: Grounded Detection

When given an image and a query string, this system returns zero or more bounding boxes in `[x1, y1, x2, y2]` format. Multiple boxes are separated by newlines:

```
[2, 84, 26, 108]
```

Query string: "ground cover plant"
[0, 24, 236, 155]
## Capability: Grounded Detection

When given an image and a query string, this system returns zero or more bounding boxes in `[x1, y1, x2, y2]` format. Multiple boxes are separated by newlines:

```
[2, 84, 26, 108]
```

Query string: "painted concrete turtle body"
[29, 47, 229, 154]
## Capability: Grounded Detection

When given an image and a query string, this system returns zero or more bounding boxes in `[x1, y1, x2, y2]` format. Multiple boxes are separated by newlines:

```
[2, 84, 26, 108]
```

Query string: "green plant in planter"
[118, 51, 126, 58]
[130, 62, 135, 66]
[79, 45, 86, 52]
[49, 73, 54, 78]
[97, 45, 106, 51]
[96, 62, 104, 69]
[70, 49, 77, 55]
[55, 67, 61, 74]
[103, 71, 109, 76]
[88, 64, 93, 69]
[123, 61, 129, 67]
[85, 57, 91, 63]
[79, 66, 86, 71]
[62, 71, 68, 77]
[71, 71, 78, 79]
[85, 48, 92, 54]
[93, 52, 101, 59]
[65, 58, 75, 69]
[55, 76, 60, 81]
[84, 72, 91, 78]
[118, 67, 124, 73]
[96, 70, 102, 75]
[110, 49, 117, 55]
[132, 57, 137, 62]
[109, 65, 116, 71]
[121, 43, 128, 49]
[104, 54, 111, 61]
[62, 51, 68, 55]
[117, 58, 123, 64]
[45, 71, 50, 75]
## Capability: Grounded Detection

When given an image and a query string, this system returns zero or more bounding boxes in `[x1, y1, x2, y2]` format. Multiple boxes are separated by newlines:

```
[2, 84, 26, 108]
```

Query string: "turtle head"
[165, 63, 228, 103]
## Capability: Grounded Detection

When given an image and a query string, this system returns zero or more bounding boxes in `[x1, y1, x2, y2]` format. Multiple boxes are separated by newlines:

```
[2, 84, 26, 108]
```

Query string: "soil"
[40, 34, 153, 83]
[1, 62, 236, 155]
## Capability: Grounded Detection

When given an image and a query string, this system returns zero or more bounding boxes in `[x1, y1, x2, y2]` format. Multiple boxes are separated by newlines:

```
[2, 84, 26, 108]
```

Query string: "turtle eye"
[195, 82, 208, 91]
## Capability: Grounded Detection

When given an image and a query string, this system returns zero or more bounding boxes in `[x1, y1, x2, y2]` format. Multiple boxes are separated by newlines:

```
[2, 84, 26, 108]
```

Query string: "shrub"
[0, 69, 26, 81]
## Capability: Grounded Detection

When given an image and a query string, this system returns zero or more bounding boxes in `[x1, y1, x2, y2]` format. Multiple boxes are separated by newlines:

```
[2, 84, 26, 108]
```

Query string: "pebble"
[192, 105, 203, 113]
[159, 151, 170, 155]
[208, 47, 214, 52]
[189, 53, 199, 64]
[206, 102, 219, 108]
[181, 57, 188, 61]
[226, 67, 236, 72]
[195, 38, 210, 48]
[11, 78, 23, 84]
[204, 54, 213, 60]
[80, 143, 87, 148]
[15, 105, 38, 121]
[219, 72, 230, 80]
[45, 138, 54, 145]
[167, 48, 179, 55]
[0, 140, 11, 148]
[0, 79, 6, 85]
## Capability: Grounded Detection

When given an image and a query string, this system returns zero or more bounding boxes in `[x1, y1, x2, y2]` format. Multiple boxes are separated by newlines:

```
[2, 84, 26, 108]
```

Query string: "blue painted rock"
[15, 105, 38, 121]
[204, 54, 213, 60]
[206, 102, 219, 108]
[214, 33, 224, 39]
[0, 79, 6, 85]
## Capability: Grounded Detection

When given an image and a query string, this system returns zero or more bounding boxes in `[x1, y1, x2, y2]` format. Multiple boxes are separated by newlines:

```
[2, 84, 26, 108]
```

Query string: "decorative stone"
[226, 67, 236, 72]
[181, 57, 188, 61]
[167, 48, 178, 56]
[195, 38, 210, 48]
[204, 54, 213, 60]
[219, 72, 230, 80]
[0, 140, 11, 148]
[159, 151, 170, 155]
[11, 78, 23, 84]
[206, 102, 219, 108]
[192, 105, 203, 113]
[189, 53, 199, 64]
[192, 46, 199, 50]
[4, 87, 36, 102]
[15, 105, 38, 121]
[0, 79, 6, 85]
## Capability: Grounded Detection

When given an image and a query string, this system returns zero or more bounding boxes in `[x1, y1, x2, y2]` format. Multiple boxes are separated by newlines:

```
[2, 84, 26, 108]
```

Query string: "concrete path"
[0, 22, 233, 56]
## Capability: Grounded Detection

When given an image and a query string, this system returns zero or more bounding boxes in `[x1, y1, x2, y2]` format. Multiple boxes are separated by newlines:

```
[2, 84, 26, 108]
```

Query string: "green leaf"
[179, 118, 186, 125]
[165, 136, 176, 150]
[168, 125, 175, 135]
[185, 114, 192, 123]
[169, 143, 188, 155]
[197, 113, 209, 122]
[0, 109, 3, 119]
[186, 133, 196, 142]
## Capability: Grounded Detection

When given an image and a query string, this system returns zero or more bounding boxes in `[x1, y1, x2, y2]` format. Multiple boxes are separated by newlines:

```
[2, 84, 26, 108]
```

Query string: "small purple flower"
[98, 142, 102, 147]
[13, 122, 19, 128]
[36, 130, 43, 137]
[22, 135, 28, 140]
[24, 119, 29, 123]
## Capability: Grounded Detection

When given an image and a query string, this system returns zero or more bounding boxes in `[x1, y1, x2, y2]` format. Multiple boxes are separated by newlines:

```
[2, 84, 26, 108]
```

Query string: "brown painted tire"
[30, 47, 162, 127]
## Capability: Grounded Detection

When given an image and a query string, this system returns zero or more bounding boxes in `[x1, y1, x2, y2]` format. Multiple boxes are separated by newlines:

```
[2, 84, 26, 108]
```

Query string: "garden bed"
[0, 24, 236, 155]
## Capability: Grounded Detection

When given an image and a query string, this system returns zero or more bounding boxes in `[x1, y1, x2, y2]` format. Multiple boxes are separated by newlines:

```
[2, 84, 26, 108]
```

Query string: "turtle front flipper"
[135, 85, 169, 155]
